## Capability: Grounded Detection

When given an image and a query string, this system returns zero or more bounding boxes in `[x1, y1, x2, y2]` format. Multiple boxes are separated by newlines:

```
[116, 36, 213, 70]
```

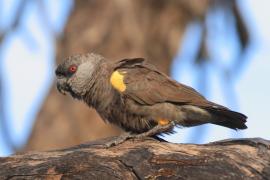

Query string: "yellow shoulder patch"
[110, 70, 126, 92]
[158, 119, 170, 126]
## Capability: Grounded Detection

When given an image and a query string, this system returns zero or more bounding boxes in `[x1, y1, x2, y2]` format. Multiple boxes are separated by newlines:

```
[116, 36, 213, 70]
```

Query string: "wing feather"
[113, 58, 247, 130]
[114, 58, 215, 107]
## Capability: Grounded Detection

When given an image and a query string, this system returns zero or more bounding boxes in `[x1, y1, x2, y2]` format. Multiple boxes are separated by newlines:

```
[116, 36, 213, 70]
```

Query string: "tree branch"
[1, 138, 270, 179]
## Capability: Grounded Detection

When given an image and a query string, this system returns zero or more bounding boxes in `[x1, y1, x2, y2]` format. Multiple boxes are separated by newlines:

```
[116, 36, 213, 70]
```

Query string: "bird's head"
[55, 53, 105, 99]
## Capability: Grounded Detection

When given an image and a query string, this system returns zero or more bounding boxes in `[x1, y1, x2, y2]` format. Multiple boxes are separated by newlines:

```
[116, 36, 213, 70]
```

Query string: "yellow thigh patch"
[158, 119, 170, 126]
[110, 71, 126, 92]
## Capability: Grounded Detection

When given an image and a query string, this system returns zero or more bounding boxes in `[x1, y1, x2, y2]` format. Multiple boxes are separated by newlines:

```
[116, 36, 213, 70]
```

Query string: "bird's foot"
[105, 132, 135, 148]
[105, 122, 174, 148]
[135, 122, 174, 138]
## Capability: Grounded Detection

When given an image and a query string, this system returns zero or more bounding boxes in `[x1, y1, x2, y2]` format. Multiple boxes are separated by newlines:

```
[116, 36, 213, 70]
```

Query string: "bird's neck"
[83, 62, 115, 111]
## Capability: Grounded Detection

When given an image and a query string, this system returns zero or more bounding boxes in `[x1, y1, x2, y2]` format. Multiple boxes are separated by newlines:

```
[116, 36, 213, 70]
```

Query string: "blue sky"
[1, 0, 270, 156]
[0, 0, 73, 155]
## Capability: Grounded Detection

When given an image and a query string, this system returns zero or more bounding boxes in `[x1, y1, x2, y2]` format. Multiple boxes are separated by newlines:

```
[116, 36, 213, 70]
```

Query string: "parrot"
[55, 53, 247, 146]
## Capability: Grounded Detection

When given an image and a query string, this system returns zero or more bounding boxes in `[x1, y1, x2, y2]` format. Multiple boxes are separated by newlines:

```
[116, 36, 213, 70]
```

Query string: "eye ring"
[68, 65, 77, 73]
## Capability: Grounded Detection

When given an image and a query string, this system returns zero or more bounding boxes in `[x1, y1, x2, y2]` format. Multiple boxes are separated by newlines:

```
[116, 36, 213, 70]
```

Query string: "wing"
[113, 58, 247, 130]
[114, 58, 215, 107]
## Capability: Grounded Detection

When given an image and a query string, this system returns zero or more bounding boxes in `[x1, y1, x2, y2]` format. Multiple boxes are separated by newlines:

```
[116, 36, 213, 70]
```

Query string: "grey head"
[55, 53, 105, 99]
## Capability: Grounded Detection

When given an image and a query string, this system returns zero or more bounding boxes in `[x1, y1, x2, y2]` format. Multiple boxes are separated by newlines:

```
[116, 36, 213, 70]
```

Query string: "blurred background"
[0, 0, 269, 156]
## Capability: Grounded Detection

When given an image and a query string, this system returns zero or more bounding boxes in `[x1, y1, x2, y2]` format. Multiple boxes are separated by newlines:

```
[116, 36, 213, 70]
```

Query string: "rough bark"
[3, 138, 270, 179]
[25, 0, 211, 151]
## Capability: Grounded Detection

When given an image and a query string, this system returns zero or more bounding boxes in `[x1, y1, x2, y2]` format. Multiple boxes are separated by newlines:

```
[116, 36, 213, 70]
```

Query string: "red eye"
[69, 65, 77, 73]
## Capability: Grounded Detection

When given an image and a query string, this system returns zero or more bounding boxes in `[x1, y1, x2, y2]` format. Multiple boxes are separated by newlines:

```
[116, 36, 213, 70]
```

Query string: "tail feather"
[209, 108, 247, 130]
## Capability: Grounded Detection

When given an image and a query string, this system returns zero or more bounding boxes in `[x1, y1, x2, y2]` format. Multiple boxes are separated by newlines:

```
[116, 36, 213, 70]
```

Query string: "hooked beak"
[56, 76, 81, 100]
[57, 82, 66, 95]
[56, 78, 68, 95]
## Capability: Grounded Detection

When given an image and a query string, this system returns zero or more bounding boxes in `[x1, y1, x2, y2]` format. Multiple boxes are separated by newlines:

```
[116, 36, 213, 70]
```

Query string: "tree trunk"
[3, 138, 270, 179]
[25, 0, 211, 151]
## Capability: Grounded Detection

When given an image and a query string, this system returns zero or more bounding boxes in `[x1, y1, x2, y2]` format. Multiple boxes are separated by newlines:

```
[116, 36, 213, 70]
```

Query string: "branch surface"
[1, 138, 270, 179]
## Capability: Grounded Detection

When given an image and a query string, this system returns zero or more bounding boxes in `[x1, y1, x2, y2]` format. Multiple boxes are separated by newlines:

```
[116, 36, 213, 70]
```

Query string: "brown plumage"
[55, 53, 247, 145]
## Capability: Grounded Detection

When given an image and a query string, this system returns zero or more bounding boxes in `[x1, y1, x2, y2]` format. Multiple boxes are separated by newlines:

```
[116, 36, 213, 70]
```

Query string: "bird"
[55, 53, 247, 146]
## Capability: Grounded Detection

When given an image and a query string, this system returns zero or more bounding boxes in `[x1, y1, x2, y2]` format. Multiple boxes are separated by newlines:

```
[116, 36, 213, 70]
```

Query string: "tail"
[209, 108, 247, 130]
